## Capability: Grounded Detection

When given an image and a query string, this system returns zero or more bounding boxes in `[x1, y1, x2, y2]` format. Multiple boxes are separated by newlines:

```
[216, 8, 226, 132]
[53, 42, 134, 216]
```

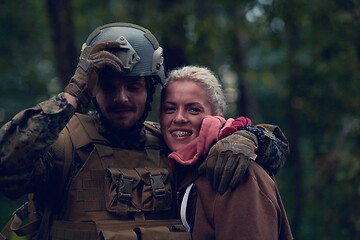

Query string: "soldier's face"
[160, 80, 213, 152]
[96, 77, 147, 130]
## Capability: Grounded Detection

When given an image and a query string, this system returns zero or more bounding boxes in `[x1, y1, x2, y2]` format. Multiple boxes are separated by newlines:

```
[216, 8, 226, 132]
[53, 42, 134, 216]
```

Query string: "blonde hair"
[163, 65, 227, 115]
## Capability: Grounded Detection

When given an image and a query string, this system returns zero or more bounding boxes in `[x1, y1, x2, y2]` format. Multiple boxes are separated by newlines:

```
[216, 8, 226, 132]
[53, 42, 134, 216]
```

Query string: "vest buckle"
[150, 174, 166, 198]
[117, 176, 133, 202]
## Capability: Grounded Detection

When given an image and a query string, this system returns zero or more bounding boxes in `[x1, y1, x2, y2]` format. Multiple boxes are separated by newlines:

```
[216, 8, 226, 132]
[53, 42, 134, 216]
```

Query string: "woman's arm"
[192, 161, 293, 240]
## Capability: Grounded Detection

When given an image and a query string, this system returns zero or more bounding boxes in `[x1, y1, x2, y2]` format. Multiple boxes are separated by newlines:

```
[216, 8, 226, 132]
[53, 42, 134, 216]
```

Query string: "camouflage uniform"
[0, 93, 75, 199]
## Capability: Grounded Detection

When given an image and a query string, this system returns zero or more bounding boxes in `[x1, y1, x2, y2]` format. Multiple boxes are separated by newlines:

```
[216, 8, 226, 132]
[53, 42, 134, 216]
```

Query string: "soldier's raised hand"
[64, 41, 126, 112]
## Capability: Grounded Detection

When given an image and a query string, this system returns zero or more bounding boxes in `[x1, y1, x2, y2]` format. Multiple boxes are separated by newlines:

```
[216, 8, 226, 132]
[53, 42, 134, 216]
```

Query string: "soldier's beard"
[94, 99, 151, 133]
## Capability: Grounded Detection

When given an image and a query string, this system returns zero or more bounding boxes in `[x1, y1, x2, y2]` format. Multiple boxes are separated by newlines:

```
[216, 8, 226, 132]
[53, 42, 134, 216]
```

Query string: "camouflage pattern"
[251, 124, 290, 175]
[0, 92, 75, 199]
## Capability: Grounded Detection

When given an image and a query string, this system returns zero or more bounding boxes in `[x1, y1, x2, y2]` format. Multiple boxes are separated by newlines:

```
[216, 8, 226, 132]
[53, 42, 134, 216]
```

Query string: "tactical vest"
[1, 114, 190, 240]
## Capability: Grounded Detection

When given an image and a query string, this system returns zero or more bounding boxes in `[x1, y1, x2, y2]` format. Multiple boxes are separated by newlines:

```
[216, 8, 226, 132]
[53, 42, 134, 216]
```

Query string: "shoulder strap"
[67, 113, 109, 150]
[144, 121, 161, 135]
[144, 121, 165, 167]
[144, 121, 164, 150]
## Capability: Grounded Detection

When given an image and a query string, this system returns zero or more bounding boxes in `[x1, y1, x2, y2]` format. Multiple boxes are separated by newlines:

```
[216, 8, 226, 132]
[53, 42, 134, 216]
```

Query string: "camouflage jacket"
[0, 93, 76, 199]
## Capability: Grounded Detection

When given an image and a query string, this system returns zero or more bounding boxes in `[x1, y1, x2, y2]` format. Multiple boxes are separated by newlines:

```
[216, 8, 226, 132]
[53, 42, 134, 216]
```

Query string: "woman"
[160, 66, 293, 240]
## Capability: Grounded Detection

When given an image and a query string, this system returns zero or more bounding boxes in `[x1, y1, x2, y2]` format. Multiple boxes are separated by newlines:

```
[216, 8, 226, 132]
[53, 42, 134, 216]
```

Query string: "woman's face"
[160, 80, 213, 151]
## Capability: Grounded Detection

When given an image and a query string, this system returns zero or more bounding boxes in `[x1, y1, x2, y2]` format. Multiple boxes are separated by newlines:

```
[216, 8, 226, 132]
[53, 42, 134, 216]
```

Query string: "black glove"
[64, 41, 125, 112]
[199, 130, 258, 194]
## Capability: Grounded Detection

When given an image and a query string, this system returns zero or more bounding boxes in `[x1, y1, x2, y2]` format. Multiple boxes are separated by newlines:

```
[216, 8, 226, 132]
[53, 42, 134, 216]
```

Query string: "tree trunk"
[46, 0, 77, 89]
[160, 0, 188, 70]
[232, 19, 257, 119]
[282, 2, 305, 238]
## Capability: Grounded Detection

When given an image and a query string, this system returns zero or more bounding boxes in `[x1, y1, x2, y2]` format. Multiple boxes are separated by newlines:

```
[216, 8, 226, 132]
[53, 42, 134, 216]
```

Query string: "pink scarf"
[168, 116, 252, 166]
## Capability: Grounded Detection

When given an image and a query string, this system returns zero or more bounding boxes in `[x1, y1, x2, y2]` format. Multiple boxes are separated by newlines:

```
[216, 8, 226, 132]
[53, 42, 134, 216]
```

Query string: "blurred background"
[0, 0, 359, 239]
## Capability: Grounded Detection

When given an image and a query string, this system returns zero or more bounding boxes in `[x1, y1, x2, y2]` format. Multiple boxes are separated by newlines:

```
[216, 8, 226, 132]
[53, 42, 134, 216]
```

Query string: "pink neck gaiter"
[168, 116, 252, 166]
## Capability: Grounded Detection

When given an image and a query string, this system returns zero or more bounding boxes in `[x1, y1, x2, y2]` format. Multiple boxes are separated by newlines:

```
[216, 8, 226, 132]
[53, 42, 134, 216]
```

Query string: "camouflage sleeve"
[239, 124, 289, 175]
[0, 92, 76, 199]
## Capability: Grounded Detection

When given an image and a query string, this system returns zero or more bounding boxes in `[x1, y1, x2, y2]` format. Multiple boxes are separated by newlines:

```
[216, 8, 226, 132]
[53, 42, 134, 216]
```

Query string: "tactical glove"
[199, 130, 258, 194]
[64, 41, 125, 112]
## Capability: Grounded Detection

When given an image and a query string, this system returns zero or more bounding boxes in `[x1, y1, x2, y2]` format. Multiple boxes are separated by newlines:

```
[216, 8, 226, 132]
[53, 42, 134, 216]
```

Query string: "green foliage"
[252, 0, 360, 239]
[0, 0, 54, 122]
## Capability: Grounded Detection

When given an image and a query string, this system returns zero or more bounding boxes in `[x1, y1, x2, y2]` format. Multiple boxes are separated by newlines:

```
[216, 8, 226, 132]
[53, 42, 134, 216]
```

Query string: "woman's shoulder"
[246, 161, 279, 203]
[248, 160, 276, 183]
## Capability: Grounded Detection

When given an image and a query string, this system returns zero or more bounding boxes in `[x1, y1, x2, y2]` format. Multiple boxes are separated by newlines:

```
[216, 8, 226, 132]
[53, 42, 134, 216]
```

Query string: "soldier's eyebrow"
[128, 77, 146, 83]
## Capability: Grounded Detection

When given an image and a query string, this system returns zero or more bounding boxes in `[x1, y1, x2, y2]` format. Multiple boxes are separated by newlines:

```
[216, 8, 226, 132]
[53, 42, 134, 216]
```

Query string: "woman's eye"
[189, 108, 201, 114]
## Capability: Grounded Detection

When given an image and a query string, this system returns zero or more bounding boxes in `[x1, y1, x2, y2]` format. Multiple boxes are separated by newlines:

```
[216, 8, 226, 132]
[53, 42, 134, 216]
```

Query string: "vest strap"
[0, 202, 41, 239]
[145, 146, 161, 167]
[51, 221, 98, 240]
[51, 220, 191, 240]
[136, 226, 170, 240]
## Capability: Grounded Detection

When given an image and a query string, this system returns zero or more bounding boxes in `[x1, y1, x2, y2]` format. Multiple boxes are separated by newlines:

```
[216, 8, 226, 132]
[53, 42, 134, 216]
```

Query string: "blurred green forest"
[0, 0, 359, 239]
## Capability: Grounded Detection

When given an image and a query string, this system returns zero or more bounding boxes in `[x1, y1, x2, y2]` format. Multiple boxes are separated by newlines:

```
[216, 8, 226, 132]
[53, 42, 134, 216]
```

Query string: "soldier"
[0, 23, 288, 240]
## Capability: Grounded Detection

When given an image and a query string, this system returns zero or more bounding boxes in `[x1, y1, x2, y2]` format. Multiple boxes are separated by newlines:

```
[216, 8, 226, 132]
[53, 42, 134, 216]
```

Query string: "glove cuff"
[64, 82, 90, 112]
[238, 125, 268, 158]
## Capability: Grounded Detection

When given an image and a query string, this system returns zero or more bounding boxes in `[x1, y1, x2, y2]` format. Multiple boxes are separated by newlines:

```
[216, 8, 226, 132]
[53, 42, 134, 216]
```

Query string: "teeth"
[171, 131, 191, 137]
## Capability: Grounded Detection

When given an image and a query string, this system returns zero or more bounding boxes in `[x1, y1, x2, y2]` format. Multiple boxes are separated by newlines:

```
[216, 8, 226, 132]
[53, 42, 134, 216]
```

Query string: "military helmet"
[83, 22, 165, 86]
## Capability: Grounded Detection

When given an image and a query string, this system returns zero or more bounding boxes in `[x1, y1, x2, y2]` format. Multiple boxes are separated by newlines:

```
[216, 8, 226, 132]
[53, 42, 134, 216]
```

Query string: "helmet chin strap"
[129, 78, 156, 131]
